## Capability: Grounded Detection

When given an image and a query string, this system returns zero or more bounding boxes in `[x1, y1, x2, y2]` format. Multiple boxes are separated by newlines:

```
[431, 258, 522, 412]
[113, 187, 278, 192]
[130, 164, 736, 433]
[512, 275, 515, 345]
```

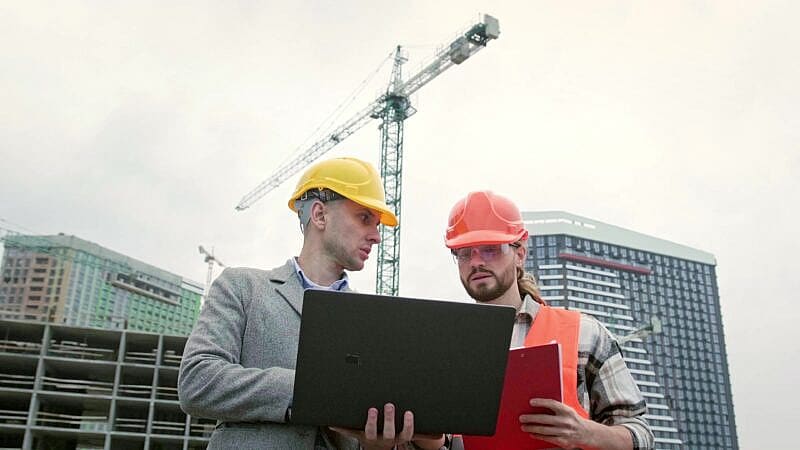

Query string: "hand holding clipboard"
[462, 342, 563, 450]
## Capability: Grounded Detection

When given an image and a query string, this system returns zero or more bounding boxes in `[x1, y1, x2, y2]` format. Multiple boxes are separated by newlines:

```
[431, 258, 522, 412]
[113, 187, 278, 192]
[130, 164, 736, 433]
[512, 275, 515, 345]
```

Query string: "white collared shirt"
[292, 257, 349, 291]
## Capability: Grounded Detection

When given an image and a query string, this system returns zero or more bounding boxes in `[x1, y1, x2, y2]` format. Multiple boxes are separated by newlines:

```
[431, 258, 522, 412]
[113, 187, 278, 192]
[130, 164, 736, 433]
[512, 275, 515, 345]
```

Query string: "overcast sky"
[2, 1, 798, 446]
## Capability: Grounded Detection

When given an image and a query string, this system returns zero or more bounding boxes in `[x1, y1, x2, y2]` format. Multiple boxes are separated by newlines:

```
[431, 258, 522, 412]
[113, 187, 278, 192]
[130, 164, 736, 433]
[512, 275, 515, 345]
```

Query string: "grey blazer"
[178, 260, 359, 449]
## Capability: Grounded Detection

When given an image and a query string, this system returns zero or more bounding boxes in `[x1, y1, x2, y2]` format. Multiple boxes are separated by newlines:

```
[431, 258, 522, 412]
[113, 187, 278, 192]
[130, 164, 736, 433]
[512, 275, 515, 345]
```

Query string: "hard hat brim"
[288, 194, 398, 227]
[350, 196, 398, 227]
[445, 229, 528, 249]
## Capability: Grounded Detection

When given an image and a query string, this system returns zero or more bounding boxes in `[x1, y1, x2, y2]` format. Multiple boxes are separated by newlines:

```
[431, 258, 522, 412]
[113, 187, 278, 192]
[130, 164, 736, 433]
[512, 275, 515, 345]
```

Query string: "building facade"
[524, 211, 738, 449]
[0, 318, 212, 450]
[0, 235, 203, 336]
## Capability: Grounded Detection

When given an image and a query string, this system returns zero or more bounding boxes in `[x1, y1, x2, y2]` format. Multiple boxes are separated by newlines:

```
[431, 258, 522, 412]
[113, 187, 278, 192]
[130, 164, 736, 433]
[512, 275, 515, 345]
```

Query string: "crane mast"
[375, 47, 412, 295]
[198, 245, 225, 307]
[236, 15, 500, 295]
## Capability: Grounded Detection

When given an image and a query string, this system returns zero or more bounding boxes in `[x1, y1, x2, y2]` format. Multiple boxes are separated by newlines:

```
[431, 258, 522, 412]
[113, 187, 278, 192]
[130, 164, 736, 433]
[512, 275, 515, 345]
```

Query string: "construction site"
[0, 7, 745, 450]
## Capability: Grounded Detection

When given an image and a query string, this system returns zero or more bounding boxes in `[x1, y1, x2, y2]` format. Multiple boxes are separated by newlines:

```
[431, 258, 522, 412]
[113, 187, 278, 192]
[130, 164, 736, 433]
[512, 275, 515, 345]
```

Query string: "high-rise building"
[0, 234, 203, 335]
[523, 211, 738, 449]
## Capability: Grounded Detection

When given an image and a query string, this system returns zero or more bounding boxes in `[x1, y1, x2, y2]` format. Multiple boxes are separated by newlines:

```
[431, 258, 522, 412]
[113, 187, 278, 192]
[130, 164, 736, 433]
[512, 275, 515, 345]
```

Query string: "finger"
[526, 431, 565, 447]
[382, 403, 396, 440]
[398, 410, 414, 442]
[519, 413, 561, 426]
[529, 398, 564, 411]
[521, 424, 561, 437]
[529, 433, 569, 449]
[364, 407, 379, 440]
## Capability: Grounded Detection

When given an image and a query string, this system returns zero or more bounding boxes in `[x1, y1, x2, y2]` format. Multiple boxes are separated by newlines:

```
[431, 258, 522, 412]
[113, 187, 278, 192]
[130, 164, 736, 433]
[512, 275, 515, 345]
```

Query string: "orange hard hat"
[445, 190, 528, 249]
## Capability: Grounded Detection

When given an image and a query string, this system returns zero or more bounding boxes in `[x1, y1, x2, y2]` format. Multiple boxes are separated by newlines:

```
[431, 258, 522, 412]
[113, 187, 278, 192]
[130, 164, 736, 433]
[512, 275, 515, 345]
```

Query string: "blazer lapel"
[272, 259, 305, 316]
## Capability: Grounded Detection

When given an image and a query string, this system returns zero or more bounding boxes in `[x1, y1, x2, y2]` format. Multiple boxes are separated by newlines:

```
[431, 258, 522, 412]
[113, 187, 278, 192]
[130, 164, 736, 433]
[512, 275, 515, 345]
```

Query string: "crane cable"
[274, 51, 396, 170]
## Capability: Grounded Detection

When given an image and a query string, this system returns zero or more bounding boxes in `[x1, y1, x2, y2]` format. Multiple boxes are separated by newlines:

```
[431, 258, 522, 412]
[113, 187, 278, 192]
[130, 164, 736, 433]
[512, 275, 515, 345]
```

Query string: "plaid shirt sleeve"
[579, 315, 655, 450]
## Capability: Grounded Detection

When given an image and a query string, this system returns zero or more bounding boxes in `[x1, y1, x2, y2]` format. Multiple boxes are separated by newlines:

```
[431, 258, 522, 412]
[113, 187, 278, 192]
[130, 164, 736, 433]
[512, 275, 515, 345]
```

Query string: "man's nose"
[468, 248, 486, 265]
[368, 225, 381, 244]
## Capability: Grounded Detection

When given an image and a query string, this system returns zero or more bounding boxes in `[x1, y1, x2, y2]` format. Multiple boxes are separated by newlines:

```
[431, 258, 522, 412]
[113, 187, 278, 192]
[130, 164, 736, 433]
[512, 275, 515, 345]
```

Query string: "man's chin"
[461, 277, 500, 302]
[466, 286, 502, 303]
[345, 259, 365, 272]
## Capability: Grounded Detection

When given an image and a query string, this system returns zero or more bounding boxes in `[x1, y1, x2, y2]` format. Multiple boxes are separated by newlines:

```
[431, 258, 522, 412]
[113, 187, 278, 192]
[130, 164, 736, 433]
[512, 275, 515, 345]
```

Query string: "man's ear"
[308, 200, 327, 230]
[515, 243, 527, 268]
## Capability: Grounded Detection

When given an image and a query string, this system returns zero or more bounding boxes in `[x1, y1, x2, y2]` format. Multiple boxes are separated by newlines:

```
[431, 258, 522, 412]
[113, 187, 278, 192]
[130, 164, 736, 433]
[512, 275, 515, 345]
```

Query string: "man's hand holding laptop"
[331, 403, 446, 450]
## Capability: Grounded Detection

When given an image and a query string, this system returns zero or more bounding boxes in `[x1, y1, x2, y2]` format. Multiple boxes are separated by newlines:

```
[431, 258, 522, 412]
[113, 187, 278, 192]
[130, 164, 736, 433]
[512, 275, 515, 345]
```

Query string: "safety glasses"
[451, 243, 520, 264]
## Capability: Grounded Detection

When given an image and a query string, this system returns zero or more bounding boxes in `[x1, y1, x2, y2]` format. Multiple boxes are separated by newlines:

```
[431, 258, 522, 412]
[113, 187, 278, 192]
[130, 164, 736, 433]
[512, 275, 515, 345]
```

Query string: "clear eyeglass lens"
[452, 244, 508, 263]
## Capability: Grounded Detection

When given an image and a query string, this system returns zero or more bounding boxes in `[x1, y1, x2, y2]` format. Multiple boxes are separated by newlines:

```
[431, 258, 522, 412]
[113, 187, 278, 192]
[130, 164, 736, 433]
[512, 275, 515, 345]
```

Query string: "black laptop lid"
[291, 290, 515, 435]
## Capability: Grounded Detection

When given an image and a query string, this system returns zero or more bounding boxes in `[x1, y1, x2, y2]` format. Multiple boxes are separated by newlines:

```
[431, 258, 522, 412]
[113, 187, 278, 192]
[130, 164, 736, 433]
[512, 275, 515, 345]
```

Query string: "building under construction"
[0, 318, 211, 450]
[0, 235, 209, 449]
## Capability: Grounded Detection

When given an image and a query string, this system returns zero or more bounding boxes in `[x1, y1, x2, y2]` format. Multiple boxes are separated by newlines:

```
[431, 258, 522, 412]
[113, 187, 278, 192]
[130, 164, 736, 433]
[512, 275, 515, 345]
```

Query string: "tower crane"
[236, 14, 500, 296]
[198, 245, 225, 306]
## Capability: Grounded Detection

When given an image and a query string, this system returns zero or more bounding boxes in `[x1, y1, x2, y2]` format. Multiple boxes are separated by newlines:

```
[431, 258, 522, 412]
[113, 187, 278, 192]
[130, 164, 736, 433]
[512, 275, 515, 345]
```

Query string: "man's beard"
[461, 267, 515, 302]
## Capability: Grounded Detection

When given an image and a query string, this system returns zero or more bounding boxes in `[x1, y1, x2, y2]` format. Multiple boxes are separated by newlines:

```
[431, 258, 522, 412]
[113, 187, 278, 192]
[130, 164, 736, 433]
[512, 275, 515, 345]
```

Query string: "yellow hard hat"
[288, 157, 398, 227]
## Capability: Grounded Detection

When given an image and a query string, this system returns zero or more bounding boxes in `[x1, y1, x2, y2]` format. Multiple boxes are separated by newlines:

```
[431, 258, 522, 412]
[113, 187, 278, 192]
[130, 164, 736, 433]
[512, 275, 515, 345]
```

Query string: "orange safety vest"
[523, 305, 590, 419]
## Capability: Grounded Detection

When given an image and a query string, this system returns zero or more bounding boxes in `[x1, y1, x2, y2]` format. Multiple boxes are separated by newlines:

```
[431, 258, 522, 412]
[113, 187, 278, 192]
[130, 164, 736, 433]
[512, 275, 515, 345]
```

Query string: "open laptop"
[291, 289, 516, 435]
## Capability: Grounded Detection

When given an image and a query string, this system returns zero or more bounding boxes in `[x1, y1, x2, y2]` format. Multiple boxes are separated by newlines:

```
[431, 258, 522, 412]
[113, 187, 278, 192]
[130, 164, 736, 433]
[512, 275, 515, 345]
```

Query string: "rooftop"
[522, 211, 716, 265]
[4, 234, 204, 290]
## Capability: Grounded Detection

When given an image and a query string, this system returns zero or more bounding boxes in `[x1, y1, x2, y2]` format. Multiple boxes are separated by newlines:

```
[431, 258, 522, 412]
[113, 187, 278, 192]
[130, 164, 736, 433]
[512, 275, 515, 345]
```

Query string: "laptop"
[291, 289, 516, 435]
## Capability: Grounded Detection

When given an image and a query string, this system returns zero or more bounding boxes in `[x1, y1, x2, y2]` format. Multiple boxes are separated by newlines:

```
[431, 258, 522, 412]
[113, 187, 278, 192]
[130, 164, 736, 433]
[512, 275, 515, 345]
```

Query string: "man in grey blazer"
[178, 157, 447, 450]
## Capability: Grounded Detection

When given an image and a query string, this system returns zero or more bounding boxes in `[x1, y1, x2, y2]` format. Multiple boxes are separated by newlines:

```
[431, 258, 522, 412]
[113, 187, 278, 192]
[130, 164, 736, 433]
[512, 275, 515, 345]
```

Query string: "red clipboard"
[462, 342, 563, 450]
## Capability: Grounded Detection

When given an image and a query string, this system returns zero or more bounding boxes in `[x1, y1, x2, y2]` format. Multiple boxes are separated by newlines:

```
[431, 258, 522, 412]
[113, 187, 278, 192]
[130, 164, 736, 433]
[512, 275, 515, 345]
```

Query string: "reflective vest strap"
[523, 306, 590, 419]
